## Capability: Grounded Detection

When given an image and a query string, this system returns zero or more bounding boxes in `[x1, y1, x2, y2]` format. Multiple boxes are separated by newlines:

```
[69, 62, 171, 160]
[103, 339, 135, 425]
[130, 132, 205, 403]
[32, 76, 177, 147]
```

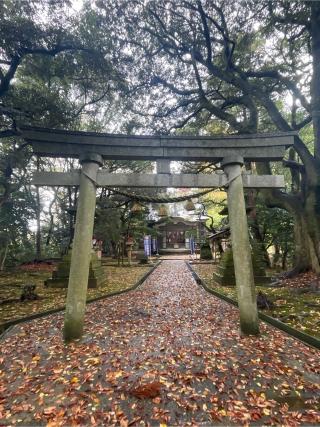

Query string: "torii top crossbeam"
[20, 126, 295, 161]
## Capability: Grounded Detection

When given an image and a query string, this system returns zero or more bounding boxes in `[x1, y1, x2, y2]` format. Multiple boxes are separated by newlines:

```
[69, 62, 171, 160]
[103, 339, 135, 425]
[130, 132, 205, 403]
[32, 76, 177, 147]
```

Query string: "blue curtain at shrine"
[190, 236, 195, 254]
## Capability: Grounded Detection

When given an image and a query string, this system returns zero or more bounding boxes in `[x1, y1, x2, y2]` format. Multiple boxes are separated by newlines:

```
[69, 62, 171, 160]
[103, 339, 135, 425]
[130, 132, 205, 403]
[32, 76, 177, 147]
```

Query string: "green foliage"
[0, 0, 138, 269]
[94, 198, 152, 255]
[251, 202, 294, 267]
[0, 188, 36, 266]
[0, 0, 316, 274]
[200, 244, 212, 260]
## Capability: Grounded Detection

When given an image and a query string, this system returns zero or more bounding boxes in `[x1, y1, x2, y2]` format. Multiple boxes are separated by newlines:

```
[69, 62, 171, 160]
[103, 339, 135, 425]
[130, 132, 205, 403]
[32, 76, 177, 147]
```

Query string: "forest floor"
[0, 259, 151, 326]
[192, 263, 320, 339]
[0, 261, 319, 426]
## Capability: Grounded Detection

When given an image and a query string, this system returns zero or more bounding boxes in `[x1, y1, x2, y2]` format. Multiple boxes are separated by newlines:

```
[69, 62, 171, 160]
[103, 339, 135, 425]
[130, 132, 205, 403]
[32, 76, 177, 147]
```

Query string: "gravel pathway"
[0, 261, 319, 426]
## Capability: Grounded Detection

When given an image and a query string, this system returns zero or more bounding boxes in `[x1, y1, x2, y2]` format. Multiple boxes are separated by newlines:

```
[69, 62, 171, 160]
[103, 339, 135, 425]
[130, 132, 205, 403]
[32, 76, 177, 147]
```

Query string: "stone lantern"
[126, 235, 134, 265]
[158, 204, 168, 217]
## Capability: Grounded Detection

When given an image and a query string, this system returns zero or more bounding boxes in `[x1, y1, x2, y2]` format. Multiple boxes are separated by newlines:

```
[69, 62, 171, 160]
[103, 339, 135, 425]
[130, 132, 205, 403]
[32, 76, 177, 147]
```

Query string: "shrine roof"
[154, 216, 207, 227]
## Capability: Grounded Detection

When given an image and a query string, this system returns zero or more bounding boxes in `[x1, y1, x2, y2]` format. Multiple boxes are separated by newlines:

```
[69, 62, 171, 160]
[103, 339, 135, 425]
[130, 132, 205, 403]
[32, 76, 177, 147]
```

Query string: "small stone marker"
[256, 291, 274, 310]
[20, 284, 38, 301]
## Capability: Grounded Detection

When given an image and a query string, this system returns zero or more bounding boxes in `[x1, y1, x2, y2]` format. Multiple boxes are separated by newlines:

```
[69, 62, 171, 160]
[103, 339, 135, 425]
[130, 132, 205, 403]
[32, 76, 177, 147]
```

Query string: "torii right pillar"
[222, 156, 259, 335]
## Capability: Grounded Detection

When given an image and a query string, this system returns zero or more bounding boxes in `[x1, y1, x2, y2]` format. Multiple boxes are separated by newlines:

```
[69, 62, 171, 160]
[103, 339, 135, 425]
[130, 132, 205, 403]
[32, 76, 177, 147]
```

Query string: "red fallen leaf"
[250, 410, 262, 420]
[129, 382, 162, 399]
[12, 403, 32, 413]
[43, 406, 56, 415]
[209, 410, 222, 421]
[106, 370, 123, 384]
[194, 372, 207, 379]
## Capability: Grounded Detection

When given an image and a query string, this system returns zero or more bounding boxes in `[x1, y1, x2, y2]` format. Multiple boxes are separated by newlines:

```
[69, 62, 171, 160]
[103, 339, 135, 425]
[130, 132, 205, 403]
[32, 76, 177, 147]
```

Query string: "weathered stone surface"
[213, 245, 270, 286]
[32, 171, 285, 189]
[63, 157, 102, 342]
[21, 126, 295, 161]
[223, 159, 259, 335]
[45, 250, 106, 289]
[136, 252, 150, 264]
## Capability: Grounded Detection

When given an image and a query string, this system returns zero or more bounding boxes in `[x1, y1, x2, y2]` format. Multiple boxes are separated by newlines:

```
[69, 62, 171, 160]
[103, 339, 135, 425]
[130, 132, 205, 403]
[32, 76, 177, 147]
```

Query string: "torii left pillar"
[63, 153, 103, 342]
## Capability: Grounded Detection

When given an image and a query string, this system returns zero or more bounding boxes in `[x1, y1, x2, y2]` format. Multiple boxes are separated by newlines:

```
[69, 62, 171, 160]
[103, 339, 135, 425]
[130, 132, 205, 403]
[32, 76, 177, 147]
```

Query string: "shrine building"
[153, 216, 207, 254]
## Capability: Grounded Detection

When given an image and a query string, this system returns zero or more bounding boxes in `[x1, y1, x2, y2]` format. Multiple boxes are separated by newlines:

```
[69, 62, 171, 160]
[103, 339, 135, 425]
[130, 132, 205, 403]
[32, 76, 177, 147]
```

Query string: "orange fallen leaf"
[130, 382, 162, 399]
[43, 406, 56, 415]
[85, 357, 100, 366]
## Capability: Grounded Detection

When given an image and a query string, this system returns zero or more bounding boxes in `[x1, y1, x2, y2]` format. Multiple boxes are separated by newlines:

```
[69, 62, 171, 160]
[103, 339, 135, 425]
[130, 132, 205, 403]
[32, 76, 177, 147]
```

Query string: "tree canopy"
[91, 0, 320, 273]
[1, 0, 320, 273]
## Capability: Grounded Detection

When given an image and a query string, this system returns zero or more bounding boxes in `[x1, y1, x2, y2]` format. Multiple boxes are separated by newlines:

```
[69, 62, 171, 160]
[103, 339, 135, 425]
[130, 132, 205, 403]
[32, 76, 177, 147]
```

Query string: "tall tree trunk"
[304, 184, 320, 273]
[250, 219, 271, 268]
[282, 249, 288, 270]
[247, 189, 271, 268]
[35, 157, 41, 259]
[311, 1, 320, 161]
[292, 213, 311, 273]
[298, 1, 320, 273]
[0, 241, 9, 271]
[45, 213, 54, 248]
[273, 244, 280, 268]
[257, 162, 320, 274]
[45, 189, 58, 248]
[110, 240, 117, 258]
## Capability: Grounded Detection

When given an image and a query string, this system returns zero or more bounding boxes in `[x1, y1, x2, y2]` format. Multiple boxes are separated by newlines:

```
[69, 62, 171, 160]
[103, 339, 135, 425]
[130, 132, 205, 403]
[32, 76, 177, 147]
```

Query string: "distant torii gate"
[21, 126, 296, 341]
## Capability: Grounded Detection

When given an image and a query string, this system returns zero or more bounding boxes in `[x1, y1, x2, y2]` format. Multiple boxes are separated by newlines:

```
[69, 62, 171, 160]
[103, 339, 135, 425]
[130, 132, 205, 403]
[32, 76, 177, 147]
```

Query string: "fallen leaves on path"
[0, 261, 319, 426]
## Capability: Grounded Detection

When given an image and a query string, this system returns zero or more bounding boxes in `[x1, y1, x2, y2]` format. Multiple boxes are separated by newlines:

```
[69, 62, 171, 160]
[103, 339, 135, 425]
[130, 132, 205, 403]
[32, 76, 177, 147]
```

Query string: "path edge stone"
[187, 261, 320, 350]
[0, 261, 162, 340]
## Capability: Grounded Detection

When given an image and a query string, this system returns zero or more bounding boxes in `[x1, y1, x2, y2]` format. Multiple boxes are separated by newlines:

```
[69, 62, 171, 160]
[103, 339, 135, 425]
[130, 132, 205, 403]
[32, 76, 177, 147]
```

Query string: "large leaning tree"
[93, 0, 320, 274]
[0, 0, 130, 263]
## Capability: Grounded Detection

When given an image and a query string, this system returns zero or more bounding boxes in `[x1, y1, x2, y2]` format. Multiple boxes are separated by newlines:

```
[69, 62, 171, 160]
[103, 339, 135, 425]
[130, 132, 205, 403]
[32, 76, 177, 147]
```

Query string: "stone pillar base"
[45, 250, 106, 289]
[213, 246, 270, 286]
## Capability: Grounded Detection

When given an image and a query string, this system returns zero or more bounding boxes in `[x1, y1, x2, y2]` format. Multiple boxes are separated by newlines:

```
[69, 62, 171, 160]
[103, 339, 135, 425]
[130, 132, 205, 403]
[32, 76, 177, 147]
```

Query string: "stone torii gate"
[20, 126, 295, 341]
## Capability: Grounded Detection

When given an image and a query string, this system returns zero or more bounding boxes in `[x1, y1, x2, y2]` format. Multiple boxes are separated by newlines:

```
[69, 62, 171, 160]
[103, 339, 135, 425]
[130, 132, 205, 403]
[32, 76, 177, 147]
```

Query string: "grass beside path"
[0, 260, 151, 326]
[192, 263, 320, 339]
